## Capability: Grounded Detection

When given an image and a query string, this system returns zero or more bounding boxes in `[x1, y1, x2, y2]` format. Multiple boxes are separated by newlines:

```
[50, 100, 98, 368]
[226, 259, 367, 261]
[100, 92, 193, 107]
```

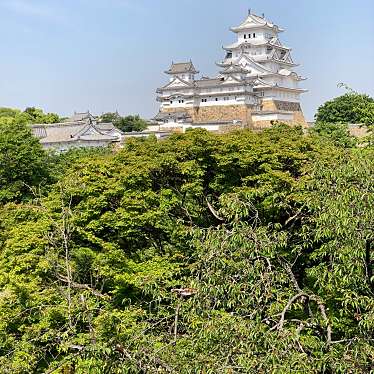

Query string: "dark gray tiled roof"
[165, 61, 198, 74]
[32, 121, 121, 144]
[64, 111, 95, 123]
[219, 65, 248, 74]
[154, 111, 192, 121]
[195, 78, 224, 87]
[96, 122, 118, 132]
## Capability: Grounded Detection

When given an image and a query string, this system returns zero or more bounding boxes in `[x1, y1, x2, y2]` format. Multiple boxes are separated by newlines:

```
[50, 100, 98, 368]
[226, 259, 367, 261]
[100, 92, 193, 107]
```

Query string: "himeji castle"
[152, 10, 307, 132]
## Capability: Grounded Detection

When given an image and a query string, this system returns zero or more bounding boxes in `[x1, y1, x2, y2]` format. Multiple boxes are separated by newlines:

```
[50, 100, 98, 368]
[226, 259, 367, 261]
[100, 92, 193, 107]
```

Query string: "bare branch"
[174, 302, 181, 342]
[314, 298, 332, 345]
[271, 292, 307, 331]
[249, 256, 272, 272]
[365, 239, 373, 292]
[285, 208, 303, 226]
[57, 274, 105, 298]
[280, 258, 302, 292]
[205, 196, 225, 222]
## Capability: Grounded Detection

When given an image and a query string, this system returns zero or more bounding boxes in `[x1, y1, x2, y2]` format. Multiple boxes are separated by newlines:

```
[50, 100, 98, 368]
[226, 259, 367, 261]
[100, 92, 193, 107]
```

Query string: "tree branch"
[276, 292, 308, 331]
[57, 274, 106, 298]
[205, 196, 225, 222]
[365, 238, 373, 292]
[249, 256, 272, 272]
[279, 259, 332, 344]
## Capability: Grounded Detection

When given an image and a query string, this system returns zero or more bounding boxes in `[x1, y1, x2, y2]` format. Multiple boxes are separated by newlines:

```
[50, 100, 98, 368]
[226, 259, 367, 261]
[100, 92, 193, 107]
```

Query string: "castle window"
[170, 100, 173, 104]
[215, 98, 219, 101]
[201, 98, 207, 103]
[244, 34, 247, 39]
[253, 33, 256, 38]
[248, 34, 251, 39]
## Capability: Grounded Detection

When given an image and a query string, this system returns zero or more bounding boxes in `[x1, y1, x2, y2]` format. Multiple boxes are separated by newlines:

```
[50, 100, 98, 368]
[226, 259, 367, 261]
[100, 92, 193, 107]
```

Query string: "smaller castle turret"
[165, 61, 199, 83]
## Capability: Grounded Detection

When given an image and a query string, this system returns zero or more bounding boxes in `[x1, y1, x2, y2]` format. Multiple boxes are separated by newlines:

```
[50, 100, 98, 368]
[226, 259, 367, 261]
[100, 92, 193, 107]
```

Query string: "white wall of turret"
[258, 89, 300, 102]
[159, 80, 260, 110]
[238, 29, 274, 42]
[169, 73, 195, 82]
[259, 74, 299, 90]
[160, 93, 258, 110]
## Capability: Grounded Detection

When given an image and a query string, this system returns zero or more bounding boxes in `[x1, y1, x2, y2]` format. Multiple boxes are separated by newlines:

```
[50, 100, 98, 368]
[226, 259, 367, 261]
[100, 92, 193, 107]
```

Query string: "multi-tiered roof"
[218, 11, 304, 78]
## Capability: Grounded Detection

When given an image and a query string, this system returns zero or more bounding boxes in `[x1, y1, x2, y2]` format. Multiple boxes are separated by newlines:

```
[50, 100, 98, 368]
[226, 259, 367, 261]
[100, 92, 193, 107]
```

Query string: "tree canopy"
[0, 116, 49, 203]
[311, 121, 357, 148]
[0, 122, 373, 373]
[99, 113, 148, 132]
[315, 92, 374, 126]
[0, 107, 61, 124]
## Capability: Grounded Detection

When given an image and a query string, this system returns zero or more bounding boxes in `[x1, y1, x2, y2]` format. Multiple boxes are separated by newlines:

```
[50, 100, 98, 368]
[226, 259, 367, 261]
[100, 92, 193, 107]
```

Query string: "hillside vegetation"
[0, 94, 373, 373]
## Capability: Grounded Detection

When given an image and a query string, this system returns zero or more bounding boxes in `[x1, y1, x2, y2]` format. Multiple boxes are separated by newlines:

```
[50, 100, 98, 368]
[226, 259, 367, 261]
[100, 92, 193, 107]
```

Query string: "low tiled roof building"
[32, 111, 123, 152]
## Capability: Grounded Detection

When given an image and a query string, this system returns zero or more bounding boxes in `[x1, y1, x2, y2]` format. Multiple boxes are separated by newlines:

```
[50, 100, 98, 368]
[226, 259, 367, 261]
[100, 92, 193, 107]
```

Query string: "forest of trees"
[0, 93, 373, 373]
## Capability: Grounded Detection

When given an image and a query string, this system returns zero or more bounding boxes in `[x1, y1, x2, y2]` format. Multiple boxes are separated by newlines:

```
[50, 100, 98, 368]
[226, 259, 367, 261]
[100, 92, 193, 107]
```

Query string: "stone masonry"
[162, 104, 254, 127]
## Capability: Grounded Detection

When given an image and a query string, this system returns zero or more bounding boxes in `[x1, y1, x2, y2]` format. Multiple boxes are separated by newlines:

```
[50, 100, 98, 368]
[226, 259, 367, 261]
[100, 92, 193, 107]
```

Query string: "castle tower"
[218, 11, 307, 126]
[165, 61, 199, 83]
[154, 10, 307, 132]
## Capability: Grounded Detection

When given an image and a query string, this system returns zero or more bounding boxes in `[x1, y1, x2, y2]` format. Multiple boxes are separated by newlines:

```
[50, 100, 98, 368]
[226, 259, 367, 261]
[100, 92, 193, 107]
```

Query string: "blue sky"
[0, 0, 373, 121]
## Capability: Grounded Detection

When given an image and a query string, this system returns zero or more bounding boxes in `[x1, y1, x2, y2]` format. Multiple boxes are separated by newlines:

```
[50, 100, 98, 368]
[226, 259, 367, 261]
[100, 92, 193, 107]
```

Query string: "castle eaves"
[230, 13, 284, 33]
[165, 61, 199, 75]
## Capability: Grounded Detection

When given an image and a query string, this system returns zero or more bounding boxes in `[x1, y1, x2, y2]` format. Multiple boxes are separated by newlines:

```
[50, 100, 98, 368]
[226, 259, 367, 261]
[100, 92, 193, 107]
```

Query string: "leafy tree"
[99, 112, 121, 123]
[0, 108, 20, 118]
[0, 117, 48, 203]
[99, 112, 148, 132]
[315, 92, 374, 126]
[115, 115, 148, 132]
[48, 147, 113, 181]
[311, 121, 356, 148]
[0, 107, 60, 124]
[23, 107, 60, 124]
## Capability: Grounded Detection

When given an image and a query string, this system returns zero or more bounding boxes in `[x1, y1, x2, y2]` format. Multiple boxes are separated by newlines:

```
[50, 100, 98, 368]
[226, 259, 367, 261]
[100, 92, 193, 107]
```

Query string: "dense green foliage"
[0, 117, 49, 203]
[100, 113, 148, 132]
[311, 122, 357, 148]
[0, 121, 373, 373]
[315, 92, 374, 126]
[99, 112, 120, 124]
[0, 107, 61, 124]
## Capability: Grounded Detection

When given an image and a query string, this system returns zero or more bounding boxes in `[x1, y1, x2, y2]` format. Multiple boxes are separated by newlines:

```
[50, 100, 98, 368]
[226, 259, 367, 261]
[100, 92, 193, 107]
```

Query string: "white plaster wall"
[260, 90, 300, 102]
[252, 113, 294, 121]
[238, 29, 266, 42]
[42, 140, 113, 153]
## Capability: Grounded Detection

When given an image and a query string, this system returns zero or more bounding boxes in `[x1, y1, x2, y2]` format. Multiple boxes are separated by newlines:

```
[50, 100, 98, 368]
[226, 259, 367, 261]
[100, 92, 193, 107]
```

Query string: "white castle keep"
[153, 10, 307, 132]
